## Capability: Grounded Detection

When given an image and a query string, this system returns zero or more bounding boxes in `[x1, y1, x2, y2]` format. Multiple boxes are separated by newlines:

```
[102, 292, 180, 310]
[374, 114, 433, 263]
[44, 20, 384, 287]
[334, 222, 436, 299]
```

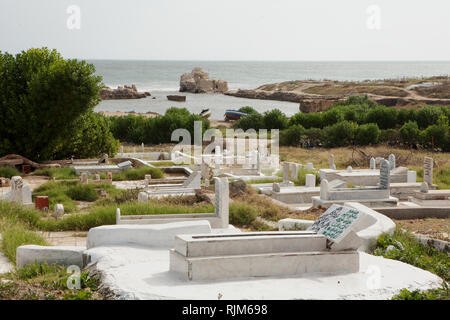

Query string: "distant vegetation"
[233, 96, 449, 151]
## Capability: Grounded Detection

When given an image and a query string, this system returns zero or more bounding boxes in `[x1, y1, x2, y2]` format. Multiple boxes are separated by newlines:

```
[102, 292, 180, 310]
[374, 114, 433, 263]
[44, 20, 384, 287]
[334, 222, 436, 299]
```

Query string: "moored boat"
[224, 109, 248, 121]
[199, 108, 211, 119]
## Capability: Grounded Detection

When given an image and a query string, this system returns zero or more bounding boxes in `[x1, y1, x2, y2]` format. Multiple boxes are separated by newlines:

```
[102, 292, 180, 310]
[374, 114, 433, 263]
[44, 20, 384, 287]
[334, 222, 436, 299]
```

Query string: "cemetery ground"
[0, 144, 449, 300]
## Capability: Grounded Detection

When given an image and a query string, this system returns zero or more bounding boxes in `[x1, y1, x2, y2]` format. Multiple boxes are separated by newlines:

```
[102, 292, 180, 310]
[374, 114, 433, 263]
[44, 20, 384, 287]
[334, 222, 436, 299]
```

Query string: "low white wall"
[16, 245, 85, 268]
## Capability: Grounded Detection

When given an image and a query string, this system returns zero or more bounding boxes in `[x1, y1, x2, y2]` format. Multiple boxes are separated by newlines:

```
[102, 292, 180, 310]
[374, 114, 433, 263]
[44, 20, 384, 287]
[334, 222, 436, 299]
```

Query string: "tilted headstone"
[423, 157, 433, 186]
[388, 154, 396, 170]
[379, 160, 390, 190]
[320, 179, 329, 200]
[117, 161, 132, 170]
[182, 171, 201, 189]
[370, 157, 376, 170]
[214, 177, 229, 228]
[305, 174, 316, 188]
[307, 204, 364, 244]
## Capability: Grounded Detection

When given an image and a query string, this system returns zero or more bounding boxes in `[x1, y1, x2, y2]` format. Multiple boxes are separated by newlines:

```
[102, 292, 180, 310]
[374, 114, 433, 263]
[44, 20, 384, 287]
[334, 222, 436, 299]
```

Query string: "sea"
[92, 60, 450, 120]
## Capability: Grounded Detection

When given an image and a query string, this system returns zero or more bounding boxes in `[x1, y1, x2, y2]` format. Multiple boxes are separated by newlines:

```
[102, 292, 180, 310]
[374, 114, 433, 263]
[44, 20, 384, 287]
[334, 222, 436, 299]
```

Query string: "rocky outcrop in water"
[180, 67, 228, 93]
[100, 85, 150, 100]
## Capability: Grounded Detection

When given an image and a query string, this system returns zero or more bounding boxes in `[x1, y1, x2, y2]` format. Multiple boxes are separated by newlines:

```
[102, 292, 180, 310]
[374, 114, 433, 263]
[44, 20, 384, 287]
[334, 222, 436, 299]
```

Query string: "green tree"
[321, 121, 358, 147]
[0, 48, 104, 160]
[263, 109, 288, 130]
[399, 121, 420, 146]
[365, 106, 398, 129]
[355, 123, 380, 145]
[280, 125, 306, 146]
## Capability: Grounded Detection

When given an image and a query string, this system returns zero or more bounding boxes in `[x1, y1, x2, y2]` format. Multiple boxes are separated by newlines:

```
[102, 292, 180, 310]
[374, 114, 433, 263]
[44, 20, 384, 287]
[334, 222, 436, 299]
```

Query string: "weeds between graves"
[0, 262, 104, 300]
[0, 167, 21, 179]
[33, 167, 78, 180]
[100, 166, 164, 181]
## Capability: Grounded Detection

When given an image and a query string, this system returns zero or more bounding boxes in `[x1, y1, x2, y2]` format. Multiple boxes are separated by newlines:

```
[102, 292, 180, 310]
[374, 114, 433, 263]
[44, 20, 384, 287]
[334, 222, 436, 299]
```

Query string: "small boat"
[199, 108, 211, 119]
[167, 95, 186, 102]
[224, 109, 248, 121]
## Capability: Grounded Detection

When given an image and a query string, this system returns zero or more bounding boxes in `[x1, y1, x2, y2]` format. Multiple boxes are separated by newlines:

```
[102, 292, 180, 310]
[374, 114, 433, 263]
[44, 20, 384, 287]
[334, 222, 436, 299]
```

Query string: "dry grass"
[304, 84, 408, 97]
[394, 218, 450, 241]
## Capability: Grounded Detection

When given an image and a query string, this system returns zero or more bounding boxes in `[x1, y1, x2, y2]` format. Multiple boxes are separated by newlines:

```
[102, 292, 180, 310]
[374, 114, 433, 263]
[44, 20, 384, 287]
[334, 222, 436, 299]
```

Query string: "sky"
[1, 0, 449, 61]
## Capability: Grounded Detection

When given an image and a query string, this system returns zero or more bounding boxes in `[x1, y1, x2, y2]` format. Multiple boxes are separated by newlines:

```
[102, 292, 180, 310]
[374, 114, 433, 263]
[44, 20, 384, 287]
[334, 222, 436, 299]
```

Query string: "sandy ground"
[395, 218, 450, 241]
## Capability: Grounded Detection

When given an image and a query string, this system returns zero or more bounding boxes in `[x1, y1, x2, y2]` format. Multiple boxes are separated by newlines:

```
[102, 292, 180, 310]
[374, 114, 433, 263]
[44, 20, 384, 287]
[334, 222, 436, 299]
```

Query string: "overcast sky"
[1, 0, 449, 60]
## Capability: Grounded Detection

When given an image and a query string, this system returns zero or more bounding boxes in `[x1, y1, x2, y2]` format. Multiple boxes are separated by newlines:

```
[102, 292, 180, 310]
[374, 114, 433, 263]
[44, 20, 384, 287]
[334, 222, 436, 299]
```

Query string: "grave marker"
[388, 154, 396, 170]
[379, 160, 390, 189]
[370, 158, 376, 170]
[424, 157, 433, 186]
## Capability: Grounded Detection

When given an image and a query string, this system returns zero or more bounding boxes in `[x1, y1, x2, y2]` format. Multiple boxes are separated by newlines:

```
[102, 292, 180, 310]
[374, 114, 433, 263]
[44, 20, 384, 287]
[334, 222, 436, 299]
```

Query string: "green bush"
[355, 123, 380, 145]
[392, 285, 449, 300]
[321, 108, 344, 127]
[397, 108, 417, 125]
[280, 125, 306, 146]
[321, 121, 358, 147]
[238, 106, 259, 115]
[110, 166, 164, 181]
[229, 201, 258, 226]
[289, 112, 323, 129]
[262, 109, 288, 130]
[416, 106, 444, 129]
[0, 48, 105, 161]
[0, 167, 21, 179]
[365, 106, 398, 129]
[379, 129, 401, 145]
[399, 121, 420, 146]
[420, 124, 449, 151]
[233, 113, 264, 131]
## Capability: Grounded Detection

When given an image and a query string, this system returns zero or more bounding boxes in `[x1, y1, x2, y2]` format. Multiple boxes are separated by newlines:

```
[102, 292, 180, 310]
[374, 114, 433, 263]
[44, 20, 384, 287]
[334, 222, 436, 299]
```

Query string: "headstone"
[80, 172, 88, 184]
[106, 172, 113, 181]
[420, 182, 429, 193]
[138, 192, 149, 202]
[423, 157, 433, 186]
[98, 154, 108, 164]
[117, 161, 132, 170]
[116, 208, 121, 224]
[94, 174, 100, 181]
[329, 154, 335, 170]
[407, 170, 417, 183]
[320, 179, 329, 200]
[388, 154, 396, 170]
[272, 183, 281, 192]
[347, 166, 353, 172]
[54, 204, 64, 220]
[141, 143, 145, 153]
[120, 146, 124, 155]
[10, 176, 23, 203]
[182, 171, 201, 189]
[306, 163, 314, 170]
[379, 160, 390, 190]
[214, 177, 229, 228]
[370, 158, 376, 170]
[290, 163, 298, 180]
[308, 204, 364, 244]
[282, 162, 290, 184]
[305, 174, 316, 188]
[133, 147, 136, 154]
[21, 183, 32, 205]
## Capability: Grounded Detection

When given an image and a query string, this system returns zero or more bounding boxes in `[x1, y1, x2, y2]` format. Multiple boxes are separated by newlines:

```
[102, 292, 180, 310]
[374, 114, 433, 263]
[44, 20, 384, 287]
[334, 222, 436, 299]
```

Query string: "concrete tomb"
[170, 204, 373, 281]
[312, 160, 398, 208]
[2, 176, 33, 206]
[117, 177, 230, 229]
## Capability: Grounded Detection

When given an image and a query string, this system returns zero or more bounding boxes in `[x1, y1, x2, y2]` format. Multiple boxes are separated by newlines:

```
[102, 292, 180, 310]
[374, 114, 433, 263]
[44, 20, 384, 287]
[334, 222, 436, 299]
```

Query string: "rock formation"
[180, 67, 228, 93]
[100, 85, 150, 100]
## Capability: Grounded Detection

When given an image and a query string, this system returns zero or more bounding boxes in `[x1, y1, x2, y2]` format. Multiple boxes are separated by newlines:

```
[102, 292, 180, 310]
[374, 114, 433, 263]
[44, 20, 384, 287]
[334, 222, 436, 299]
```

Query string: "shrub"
[238, 106, 259, 115]
[321, 121, 358, 147]
[280, 125, 306, 146]
[304, 128, 322, 147]
[229, 201, 258, 226]
[262, 109, 288, 130]
[365, 106, 398, 129]
[397, 108, 417, 125]
[110, 166, 164, 181]
[420, 124, 449, 151]
[355, 123, 380, 145]
[65, 185, 98, 202]
[321, 108, 344, 127]
[0, 48, 103, 161]
[289, 112, 323, 129]
[416, 106, 444, 129]
[379, 129, 401, 145]
[234, 113, 264, 131]
[0, 167, 21, 179]
[399, 121, 420, 146]
[33, 167, 77, 180]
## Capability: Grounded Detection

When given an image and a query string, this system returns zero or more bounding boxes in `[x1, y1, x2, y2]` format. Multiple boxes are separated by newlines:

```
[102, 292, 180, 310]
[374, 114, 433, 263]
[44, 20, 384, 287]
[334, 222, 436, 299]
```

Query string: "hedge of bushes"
[234, 96, 449, 150]
[106, 107, 210, 144]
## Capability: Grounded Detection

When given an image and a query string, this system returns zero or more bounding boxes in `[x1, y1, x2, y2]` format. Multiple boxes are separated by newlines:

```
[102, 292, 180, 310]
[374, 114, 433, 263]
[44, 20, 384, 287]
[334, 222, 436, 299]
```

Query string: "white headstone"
[120, 146, 124, 155]
[347, 166, 353, 172]
[379, 160, 390, 190]
[320, 179, 329, 200]
[10, 176, 23, 203]
[290, 163, 298, 180]
[306, 163, 314, 170]
[117, 161, 132, 169]
[21, 183, 32, 205]
[182, 171, 201, 189]
[407, 170, 417, 183]
[370, 158, 376, 170]
[141, 143, 145, 153]
[423, 157, 433, 186]
[388, 154, 396, 170]
[282, 162, 290, 184]
[80, 172, 88, 184]
[138, 192, 149, 202]
[116, 208, 121, 224]
[329, 154, 335, 170]
[54, 204, 64, 220]
[214, 177, 229, 228]
[305, 174, 316, 188]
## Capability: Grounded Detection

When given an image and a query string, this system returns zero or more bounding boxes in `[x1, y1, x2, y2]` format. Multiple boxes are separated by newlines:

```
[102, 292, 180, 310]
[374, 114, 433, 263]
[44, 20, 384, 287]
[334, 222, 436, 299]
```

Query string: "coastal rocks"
[100, 85, 150, 100]
[179, 67, 228, 94]
[299, 98, 338, 113]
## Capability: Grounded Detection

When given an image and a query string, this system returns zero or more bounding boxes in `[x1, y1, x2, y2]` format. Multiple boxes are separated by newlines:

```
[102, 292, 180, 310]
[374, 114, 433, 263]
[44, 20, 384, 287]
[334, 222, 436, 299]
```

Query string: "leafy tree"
[288, 112, 323, 129]
[238, 106, 259, 115]
[280, 125, 306, 146]
[355, 123, 380, 145]
[420, 123, 449, 151]
[416, 106, 444, 129]
[321, 121, 358, 147]
[365, 106, 398, 129]
[233, 113, 264, 131]
[0, 48, 104, 160]
[263, 109, 288, 130]
[399, 121, 420, 146]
